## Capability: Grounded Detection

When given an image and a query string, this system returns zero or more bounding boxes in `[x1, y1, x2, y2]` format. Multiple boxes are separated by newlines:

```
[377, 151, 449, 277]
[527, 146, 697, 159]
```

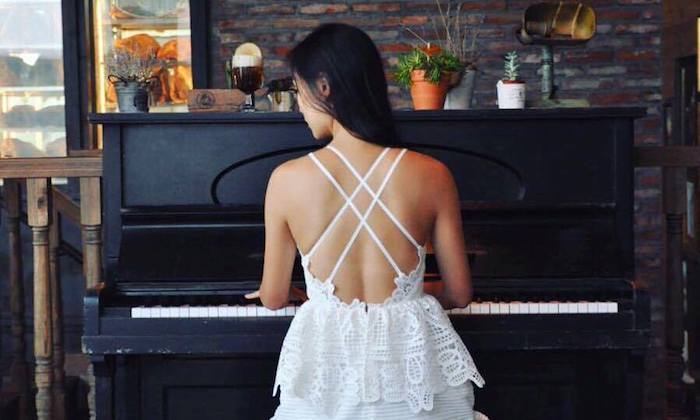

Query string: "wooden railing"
[0, 151, 102, 420]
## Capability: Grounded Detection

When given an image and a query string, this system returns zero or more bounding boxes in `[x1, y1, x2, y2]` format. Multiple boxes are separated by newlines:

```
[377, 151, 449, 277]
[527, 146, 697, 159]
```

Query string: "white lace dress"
[270, 146, 486, 419]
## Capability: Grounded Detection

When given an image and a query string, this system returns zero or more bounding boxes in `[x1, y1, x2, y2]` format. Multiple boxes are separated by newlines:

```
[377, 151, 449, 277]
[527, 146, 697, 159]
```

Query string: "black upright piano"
[83, 108, 650, 420]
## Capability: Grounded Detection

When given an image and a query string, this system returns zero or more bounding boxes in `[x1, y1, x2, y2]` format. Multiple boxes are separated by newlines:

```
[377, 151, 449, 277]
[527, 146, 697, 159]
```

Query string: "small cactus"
[503, 51, 520, 81]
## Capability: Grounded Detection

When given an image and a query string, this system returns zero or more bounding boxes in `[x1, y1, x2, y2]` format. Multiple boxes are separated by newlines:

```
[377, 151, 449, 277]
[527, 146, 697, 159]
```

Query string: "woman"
[246, 23, 486, 419]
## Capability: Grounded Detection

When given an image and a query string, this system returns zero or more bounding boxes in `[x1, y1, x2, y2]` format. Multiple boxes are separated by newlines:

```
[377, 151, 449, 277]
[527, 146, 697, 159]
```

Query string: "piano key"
[129, 300, 620, 318]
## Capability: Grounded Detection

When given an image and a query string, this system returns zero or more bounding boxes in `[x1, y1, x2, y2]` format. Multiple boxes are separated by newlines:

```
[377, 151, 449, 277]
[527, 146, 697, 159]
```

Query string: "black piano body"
[84, 108, 649, 420]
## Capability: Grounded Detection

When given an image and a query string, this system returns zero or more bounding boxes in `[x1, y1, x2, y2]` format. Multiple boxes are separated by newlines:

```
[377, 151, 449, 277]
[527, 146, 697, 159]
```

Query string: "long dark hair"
[287, 23, 400, 146]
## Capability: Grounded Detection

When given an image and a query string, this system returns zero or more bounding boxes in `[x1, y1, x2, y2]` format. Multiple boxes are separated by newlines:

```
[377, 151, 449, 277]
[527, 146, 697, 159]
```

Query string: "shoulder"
[266, 153, 318, 196]
[400, 148, 453, 186]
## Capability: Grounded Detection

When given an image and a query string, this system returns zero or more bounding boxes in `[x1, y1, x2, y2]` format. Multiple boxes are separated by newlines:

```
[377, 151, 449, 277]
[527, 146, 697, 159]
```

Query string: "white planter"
[496, 79, 526, 109]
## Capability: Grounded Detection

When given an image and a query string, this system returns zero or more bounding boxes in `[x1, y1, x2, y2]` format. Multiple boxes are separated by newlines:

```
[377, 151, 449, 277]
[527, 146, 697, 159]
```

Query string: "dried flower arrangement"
[106, 47, 162, 87]
[431, 0, 484, 70]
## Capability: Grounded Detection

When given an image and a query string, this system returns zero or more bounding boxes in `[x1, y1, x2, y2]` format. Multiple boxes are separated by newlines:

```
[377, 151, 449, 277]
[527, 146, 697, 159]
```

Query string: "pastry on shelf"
[0, 137, 44, 158]
[45, 136, 67, 157]
[157, 37, 191, 63]
[110, 0, 187, 19]
[168, 64, 192, 104]
[110, 3, 156, 19]
[36, 105, 65, 127]
[3, 105, 36, 127]
[0, 60, 20, 86]
[114, 33, 161, 58]
[152, 66, 170, 105]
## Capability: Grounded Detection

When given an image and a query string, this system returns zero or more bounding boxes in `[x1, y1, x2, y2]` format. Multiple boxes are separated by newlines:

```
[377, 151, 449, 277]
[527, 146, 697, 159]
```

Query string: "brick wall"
[210, 1, 665, 418]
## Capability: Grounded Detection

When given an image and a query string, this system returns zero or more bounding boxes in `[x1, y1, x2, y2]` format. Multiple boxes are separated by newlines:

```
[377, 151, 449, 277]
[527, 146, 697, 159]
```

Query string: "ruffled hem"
[272, 294, 485, 416]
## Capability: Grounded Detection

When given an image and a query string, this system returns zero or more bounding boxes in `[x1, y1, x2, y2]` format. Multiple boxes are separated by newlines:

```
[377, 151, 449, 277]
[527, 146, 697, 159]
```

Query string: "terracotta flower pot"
[410, 70, 450, 110]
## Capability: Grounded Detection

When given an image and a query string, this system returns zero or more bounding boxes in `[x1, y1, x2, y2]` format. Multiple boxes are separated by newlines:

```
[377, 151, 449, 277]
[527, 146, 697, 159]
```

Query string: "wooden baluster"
[80, 176, 102, 420]
[49, 195, 66, 420]
[3, 179, 30, 420]
[26, 178, 54, 420]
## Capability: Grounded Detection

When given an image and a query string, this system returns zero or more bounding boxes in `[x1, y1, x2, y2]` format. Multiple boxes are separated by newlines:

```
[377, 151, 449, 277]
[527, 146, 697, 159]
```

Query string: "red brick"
[596, 9, 641, 20]
[617, 50, 658, 61]
[564, 50, 615, 62]
[299, 3, 349, 14]
[400, 15, 429, 25]
[589, 92, 643, 105]
[615, 23, 660, 34]
[460, 0, 506, 10]
[352, 3, 400, 12]
[271, 18, 321, 29]
[378, 43, 412, 53]
[274, 46, 292, 57]
[482, 12, 521, 25]
[248, 4, 295, 15]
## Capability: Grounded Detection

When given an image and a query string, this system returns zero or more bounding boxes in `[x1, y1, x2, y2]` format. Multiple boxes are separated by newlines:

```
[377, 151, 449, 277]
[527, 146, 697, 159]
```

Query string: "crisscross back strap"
[305, 147, 390, 258]
[327, 145, 421, 250]
[308, 147, 408, 283]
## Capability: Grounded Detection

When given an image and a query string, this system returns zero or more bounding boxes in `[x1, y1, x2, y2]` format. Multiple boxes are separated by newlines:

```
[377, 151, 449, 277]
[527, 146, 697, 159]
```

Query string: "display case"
[0, 0, 67, 160]
[92, 0, 193, 113]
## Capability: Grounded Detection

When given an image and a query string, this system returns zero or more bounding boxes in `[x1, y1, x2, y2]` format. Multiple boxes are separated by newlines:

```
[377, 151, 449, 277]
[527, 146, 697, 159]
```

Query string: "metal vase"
[115, 81, 149, 113]
[444, 69, 477, 110]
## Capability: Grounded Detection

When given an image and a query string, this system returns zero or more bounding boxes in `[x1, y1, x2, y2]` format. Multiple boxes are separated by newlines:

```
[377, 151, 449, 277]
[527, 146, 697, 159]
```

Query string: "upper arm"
[259, 163, 298, 309]
[430, 161, 472, 306]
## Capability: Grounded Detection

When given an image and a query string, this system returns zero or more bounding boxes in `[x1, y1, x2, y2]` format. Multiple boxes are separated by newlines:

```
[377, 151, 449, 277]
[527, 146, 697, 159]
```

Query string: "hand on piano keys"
[243, 286, 308, 303]
[130, 300, 619, 318]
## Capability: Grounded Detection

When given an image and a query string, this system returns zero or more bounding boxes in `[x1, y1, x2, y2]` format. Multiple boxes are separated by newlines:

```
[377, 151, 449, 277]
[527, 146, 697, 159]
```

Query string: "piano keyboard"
[131, 301, 619, 318]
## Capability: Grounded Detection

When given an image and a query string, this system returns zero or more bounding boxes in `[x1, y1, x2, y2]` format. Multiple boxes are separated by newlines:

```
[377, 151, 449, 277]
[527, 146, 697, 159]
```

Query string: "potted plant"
[106, 47, 161, 112]
[430, 0, 484, 109]
[395, 41, 463, 110]
[497, 51, 526, 109]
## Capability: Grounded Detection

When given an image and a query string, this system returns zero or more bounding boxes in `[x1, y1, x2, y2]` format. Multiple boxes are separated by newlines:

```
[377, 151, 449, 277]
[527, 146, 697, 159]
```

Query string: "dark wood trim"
[61, 0, 94, 150]
[190, 0, 211, 89]
[88, 107, 647, 125]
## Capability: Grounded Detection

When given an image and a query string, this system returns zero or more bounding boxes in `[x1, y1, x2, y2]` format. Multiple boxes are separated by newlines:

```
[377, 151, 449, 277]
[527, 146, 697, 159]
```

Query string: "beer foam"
[232, 54, 262, 67]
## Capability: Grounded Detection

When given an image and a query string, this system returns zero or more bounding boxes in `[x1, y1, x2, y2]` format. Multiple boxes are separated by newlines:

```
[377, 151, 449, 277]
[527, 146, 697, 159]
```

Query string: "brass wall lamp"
[516, 2, 596, 107]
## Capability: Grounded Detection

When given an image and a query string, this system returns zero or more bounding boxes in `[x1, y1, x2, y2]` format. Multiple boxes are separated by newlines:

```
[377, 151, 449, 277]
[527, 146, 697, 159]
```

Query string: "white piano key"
[498, 302, 510, 314]
[527, 302, 539, 314]
[587, 302, 599, 314]
[222, 306, 236, 317]
[178, 306, 190, 318]
[489, 302, 500, 314]
[131, 307, 143, 318]
[576, 302, 589, 313]
[246, 305, 257, 317]
[206, 307, 217, 317]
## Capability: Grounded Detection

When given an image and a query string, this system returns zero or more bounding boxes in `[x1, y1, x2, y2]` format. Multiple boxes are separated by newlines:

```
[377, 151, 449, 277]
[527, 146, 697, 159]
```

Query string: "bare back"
[284, 144, 437, 304]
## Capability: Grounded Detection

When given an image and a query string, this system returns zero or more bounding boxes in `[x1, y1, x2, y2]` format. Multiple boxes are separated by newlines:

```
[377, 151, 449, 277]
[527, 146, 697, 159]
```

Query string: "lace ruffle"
[273, 294, 485, 416]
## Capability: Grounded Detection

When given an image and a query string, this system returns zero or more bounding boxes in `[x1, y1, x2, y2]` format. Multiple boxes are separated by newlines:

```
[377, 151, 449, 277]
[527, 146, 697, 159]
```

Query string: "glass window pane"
[93, 0, 192, 113]
[0, 0, 67, 159]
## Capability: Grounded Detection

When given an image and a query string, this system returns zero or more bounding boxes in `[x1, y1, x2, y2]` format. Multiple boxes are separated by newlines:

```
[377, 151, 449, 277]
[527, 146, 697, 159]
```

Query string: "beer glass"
[231, 54, 263, 112]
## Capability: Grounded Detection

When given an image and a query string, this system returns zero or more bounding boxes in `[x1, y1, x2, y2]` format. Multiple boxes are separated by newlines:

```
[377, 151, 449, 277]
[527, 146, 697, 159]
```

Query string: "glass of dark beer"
[231, 54, 263, 112]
